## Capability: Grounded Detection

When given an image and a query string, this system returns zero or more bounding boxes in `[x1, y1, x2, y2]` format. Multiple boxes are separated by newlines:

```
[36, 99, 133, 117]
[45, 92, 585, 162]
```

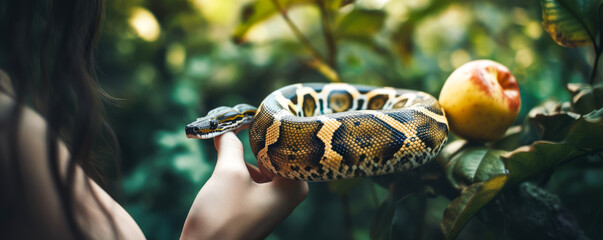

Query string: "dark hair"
[0, 0, 120, 238]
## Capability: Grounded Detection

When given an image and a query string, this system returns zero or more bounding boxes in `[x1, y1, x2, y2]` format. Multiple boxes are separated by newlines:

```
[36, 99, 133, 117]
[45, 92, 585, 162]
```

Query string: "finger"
[233, 124, 250, 134]
[245, 163, 271, 183]
[258, 162, 276, 179]
[265, 175, 309, 202]
[213, 131, 248, 174]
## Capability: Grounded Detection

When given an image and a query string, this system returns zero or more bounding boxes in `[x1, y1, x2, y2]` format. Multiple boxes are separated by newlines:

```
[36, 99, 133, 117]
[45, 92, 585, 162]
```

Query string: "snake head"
[186, 105, 257, 139]
[185, 117, 221, 139]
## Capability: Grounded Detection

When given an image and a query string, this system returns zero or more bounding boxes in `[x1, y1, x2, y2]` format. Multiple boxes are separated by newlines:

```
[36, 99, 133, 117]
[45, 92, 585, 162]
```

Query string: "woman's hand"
[180, 132, 309, 240]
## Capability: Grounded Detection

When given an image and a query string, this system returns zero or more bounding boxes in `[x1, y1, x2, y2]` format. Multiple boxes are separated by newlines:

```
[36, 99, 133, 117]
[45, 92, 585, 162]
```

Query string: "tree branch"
[589, 49, 601, 85]
[270, 0, 340, 82]
[317, 0, 338, 70]
[342, 193, 354, 240]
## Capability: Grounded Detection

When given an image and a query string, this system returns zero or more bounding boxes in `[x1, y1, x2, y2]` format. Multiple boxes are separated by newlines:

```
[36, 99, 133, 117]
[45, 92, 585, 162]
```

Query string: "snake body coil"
[186, 83, 449, 181]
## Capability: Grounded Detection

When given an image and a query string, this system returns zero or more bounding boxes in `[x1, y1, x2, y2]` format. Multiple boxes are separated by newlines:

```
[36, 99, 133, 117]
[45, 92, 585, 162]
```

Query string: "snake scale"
[186, 83, 449, 181]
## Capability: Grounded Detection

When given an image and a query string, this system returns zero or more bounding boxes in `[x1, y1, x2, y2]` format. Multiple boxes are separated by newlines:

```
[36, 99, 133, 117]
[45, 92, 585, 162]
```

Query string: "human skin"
[180, 131, 309, 240]
[0, 92, 308, 239]
[0, 92, 146, 239]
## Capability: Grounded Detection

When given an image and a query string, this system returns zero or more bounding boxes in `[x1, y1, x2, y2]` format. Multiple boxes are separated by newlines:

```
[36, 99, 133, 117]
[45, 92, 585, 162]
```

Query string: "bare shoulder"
[0, 91, 145, 239]
[0, 91, 13, 116]
[0, 69, 16, 123]
[0, 69, 14, 96]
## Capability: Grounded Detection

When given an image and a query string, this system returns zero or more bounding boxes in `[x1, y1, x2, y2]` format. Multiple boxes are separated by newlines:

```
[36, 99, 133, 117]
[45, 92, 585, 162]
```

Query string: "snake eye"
[209, 120, 218, 130]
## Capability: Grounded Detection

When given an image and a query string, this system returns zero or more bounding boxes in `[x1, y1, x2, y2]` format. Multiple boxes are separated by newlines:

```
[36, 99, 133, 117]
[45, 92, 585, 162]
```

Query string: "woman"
[0, 0, 308, 239]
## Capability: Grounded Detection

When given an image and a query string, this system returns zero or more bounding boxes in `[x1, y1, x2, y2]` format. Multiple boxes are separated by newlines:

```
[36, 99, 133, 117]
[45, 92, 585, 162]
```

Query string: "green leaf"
[442, 144, 507, 190]
[490, 126, 523, 151]
[324, 0, 355, 11]
[522, 100, 588, 144]
[567, 83, 603, 114]
[473, 150, 508, 183]
[436, 139, 468, 165]
[539, 0, 600, 48]
[502, 108, 603, 185]
[502, 141, 581, 185]
[336, 9, 385, 39]
[527, 100, 579, 141]
[441, 174, 508, 240]
[564, 108, 603, 149]
[233, 0, 315, 43]
[370, 173, 425, 240]
[532, 113, 578, 141]
[370, 199, 395, 240]
[370, 182, 418, 240]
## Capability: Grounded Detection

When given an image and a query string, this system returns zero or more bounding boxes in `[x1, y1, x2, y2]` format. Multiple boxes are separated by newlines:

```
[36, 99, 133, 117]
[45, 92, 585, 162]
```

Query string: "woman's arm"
[1, 92, 146, 239]
[2, 92, 308, 239]
[180, 132, 309, 240]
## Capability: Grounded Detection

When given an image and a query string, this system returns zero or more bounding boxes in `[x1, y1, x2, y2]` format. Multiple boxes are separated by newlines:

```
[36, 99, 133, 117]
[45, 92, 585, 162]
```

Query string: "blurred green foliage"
[97, 0, 602, 239]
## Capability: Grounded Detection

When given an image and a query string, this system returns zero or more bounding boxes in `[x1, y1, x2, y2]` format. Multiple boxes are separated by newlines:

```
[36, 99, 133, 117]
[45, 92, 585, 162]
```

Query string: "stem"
[413, 196, 427, 240]
[271, 0, 340, 82]
[317, 0, 338, 70]
[591, 46, 602, 85]
[342, 193, 354, 240]
[587, 206, 602, 236]
[556, 149, 603, 167]
[371, 181, 380, 207]
[588, 1, 603, 85]
[593, 3, 603, 85]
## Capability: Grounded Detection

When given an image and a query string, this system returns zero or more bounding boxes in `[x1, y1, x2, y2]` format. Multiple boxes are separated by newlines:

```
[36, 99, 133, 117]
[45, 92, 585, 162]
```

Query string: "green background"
[96, 0, 602, 239]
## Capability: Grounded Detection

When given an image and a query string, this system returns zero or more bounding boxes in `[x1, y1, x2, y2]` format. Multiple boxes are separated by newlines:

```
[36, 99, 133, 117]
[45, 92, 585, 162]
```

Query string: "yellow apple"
[439, 60, 521, 141]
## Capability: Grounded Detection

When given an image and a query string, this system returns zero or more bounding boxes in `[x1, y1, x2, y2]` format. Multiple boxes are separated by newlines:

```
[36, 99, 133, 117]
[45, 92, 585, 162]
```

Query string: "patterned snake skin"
[186, 83, 449, 181]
